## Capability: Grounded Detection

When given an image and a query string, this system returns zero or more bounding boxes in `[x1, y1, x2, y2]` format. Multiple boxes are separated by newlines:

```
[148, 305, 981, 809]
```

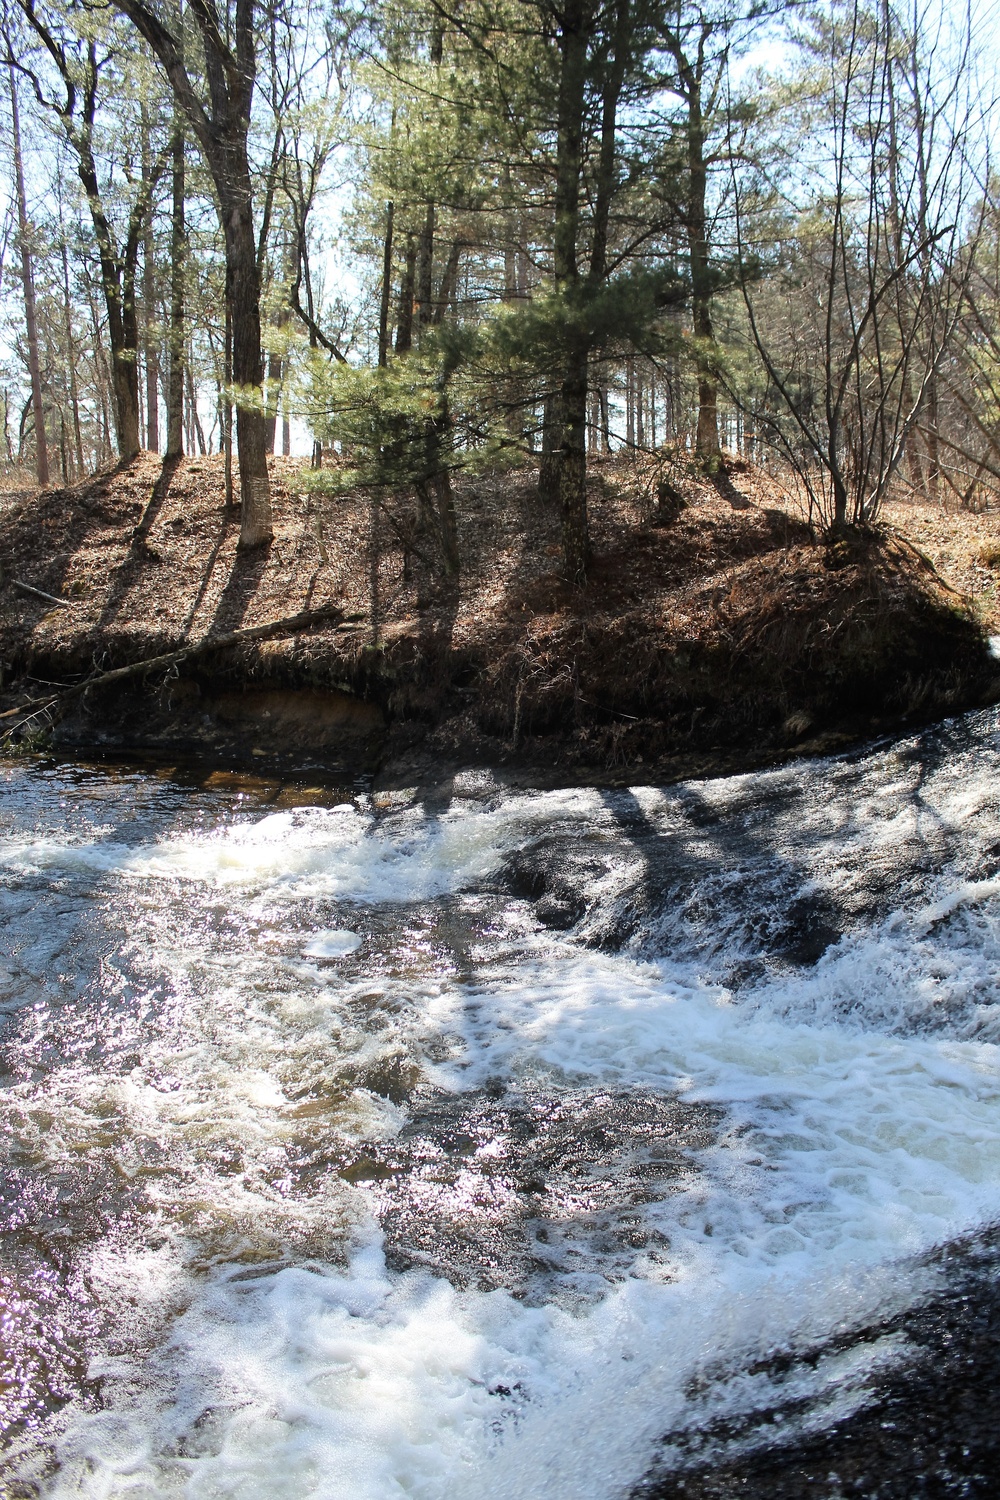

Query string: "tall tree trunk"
[395, 232, 416, 354]
[412, 19, 442, 346]
[166, 123, 185, 458]
[186, 359, 206, 455]
[414, 203, 435, 337]
[688, 124, 719, 460]
[223, 301, 234, 507]
[141, 105, 160, 452]
[432, 239, 462, 325]
[121, 232, 144, 458]
[378, 199, 394, 366]
[2, 389, 13, 464]
[60, 239, 85, 477]
[221, 183, 271, 543]
[9, 62, 49, 487]
[110, 0, 272, 544]
[544, 0, 592, 584]
[86, 284, 114, 465]
[670, 31, 720, 460]
[12, 16, 170, 467]
[264, 350, 282, 454]
[77, 159, 141, 460]
[925, 374, 940, 502]
[882, 0, 925, 495]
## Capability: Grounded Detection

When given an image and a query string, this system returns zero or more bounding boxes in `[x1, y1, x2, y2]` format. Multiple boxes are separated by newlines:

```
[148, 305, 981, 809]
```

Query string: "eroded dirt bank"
[0, 452, 996, 782]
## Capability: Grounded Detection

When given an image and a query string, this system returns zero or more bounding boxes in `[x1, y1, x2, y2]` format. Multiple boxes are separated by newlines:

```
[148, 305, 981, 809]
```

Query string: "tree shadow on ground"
[95, 456, 181, 632]
[207, 538, 271, 636]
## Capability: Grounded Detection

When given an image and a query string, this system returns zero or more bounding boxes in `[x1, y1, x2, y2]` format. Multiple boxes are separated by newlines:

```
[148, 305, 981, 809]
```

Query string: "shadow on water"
[497, 709, 1000, 988]
[4, 712, 1000, 1488]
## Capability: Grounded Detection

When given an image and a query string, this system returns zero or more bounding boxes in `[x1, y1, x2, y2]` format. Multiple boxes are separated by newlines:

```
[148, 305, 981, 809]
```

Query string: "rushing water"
[3, 711, 1000, 1497]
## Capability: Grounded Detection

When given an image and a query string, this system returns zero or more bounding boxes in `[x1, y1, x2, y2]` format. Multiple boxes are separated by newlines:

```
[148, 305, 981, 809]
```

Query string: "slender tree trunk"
[672, 35, 721, 460]
[119, 240, 143, 460]
[9, 62, 49, 487]
[223, 300, 234, 507]
[110, 0, 271, 540]
[263, 349, 282, 454]
[432, 239, 462, 325]
[883, 0, 924, 494]
[414, 202, 435, 337]
[220, 183, 272, 543]
[516, 220, 529, 298]
[60, 239, 86, 477]
[544, 0, 592, 583]
[378, 199, 394, 366]
[395, 232, 416, 354]
[187, 363, 206, 455]
[79, 165, 141, 460]
[86, 284, 114, 465]
[141, 106, 160, 452]
[1, 389, 13, 464]
[925, 376, 940, 502]
[262, 243, 291, 456]
[184, 363, 194, 454]
[68, 78, 143, 463]
[166, 124, 185, 457]
[559, 349, 589, 583]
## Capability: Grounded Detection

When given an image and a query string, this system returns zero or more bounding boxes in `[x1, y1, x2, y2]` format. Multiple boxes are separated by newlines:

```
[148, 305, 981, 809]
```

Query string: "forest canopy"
[0, 0, 996, 581]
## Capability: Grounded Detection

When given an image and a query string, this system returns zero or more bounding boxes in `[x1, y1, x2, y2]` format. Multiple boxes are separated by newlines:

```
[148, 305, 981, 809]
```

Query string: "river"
[2, 709, 1000, 1497]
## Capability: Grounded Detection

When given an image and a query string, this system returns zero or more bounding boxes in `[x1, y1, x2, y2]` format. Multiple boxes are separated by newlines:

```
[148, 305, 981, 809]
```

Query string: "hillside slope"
[0, 453, 995, 783]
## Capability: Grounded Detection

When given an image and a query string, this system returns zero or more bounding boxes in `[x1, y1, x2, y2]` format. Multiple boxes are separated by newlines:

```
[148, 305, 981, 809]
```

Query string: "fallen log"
[0, 603, 362, 724]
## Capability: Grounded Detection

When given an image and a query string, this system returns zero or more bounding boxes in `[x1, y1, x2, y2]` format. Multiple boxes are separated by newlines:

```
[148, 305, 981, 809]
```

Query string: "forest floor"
[0, 450, 997, 783]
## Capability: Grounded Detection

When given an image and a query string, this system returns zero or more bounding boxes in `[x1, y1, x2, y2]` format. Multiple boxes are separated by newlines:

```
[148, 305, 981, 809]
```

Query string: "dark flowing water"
[3, 712, 1000, 1498]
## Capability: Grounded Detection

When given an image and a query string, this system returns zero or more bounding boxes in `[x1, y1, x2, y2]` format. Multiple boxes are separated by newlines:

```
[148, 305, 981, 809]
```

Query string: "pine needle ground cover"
[0, 453, 995, 781]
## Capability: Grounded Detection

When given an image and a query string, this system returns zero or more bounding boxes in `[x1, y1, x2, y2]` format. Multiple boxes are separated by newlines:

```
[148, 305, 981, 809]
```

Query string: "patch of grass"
[977, 542, 1000, 568]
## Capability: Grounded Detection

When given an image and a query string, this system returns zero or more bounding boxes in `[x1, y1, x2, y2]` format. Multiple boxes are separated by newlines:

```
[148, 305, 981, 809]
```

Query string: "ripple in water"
[2, 712, 1000, 1496]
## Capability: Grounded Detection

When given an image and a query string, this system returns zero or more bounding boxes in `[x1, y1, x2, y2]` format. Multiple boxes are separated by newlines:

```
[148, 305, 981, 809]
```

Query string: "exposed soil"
[0, 452, 996, 780]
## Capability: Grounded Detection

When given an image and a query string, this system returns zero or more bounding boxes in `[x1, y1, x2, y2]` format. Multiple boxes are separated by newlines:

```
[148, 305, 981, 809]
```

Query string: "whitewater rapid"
[2, 710, 1000, 1497]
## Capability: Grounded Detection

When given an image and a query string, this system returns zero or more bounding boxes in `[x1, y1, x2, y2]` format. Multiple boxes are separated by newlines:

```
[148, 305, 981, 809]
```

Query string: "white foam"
[303, 930, 363, 958]
[0, 792, 606, 901]
[9, 735, 1000, 1497]
[38, 917, 1000, 1499]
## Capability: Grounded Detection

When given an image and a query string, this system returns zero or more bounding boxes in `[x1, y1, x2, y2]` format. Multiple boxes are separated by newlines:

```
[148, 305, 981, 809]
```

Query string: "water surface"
[3, 716, 1000, 1496]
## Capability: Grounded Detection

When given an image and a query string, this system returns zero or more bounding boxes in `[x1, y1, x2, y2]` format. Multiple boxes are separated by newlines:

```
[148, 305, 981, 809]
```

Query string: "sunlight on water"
[3, 712, 1000, 1497]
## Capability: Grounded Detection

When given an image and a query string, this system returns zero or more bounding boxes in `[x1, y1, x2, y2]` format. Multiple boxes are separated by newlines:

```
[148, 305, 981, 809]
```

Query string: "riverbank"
[1, 452, 996, 783]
